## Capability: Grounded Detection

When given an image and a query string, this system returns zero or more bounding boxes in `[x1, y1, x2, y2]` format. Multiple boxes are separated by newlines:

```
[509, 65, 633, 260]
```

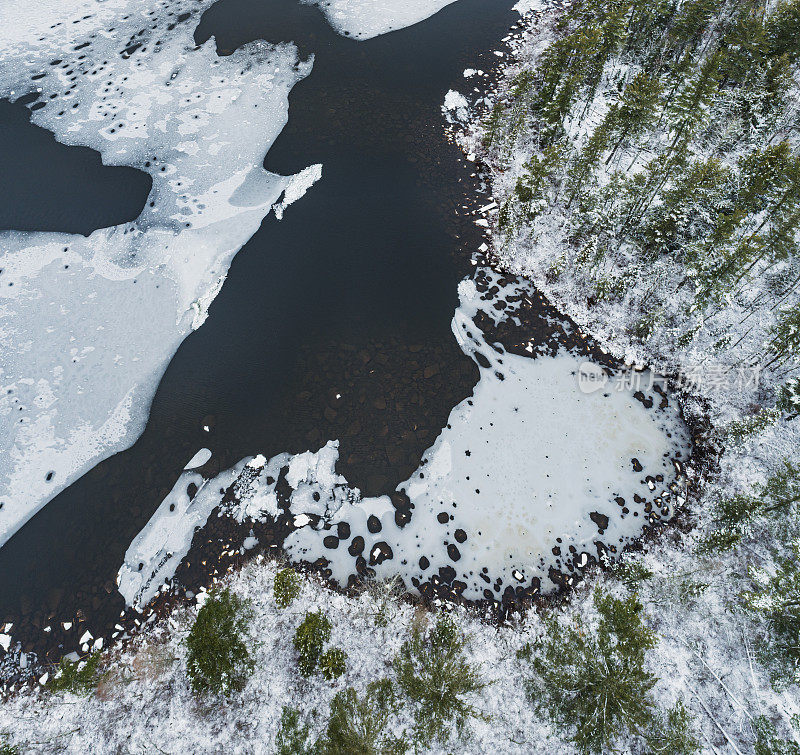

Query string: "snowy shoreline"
[1, 0, 691, 686]
[4, 0, 800, 751]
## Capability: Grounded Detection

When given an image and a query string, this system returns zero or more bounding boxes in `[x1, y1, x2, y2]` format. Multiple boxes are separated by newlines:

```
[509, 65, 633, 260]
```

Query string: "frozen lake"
[0, 0, 689, 672]
[0, 0, 521, 662]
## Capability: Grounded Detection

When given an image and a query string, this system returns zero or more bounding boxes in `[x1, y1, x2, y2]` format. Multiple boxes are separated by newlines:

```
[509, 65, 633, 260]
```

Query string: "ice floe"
[302, 0, 458, 40]
[184, 448, 212, 470]
[0, 1, 319, 547]
[443, 89, 470, 122]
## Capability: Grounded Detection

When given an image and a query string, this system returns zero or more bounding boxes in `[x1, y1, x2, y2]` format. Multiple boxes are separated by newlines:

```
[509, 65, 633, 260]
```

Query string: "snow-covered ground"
[0, 558, 557, 753]
[1, 537, 796, 753]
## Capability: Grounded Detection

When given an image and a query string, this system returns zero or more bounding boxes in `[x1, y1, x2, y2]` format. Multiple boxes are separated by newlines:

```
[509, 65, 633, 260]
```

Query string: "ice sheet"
[286, 279, 689, 598]
[302, 0, 458, 39]
[0, 2, 319, 547]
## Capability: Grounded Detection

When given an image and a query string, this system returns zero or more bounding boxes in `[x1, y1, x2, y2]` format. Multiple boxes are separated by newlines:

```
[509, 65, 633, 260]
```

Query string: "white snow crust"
[285, 274, 688, 597]
[443, 89, 470, 122]
[117, 454, 250, 610]
[302, 0, 458, 40]
[512, 0, 547, 14]
[0, 2, 319, 547]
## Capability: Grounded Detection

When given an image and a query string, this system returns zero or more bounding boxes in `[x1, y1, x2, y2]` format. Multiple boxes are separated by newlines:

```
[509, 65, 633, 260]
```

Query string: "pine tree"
[766, 303, 800, 368]
[717, 4, 768, 91]
[604, 72, 663, 164]
[527, 591, 660, 754]
[668, 0, 719, 59]
[744, 539, 800, 686]
[766, 0, 800, 62]
[566, 118, 616, 208]
[639, 156, 730, 259]
[666, 50, 722, 149]
[321, 681, 407, 755]
[626, 0, 679, 63]
[514, 144, 565, 223]
[583, 0, 633, 100]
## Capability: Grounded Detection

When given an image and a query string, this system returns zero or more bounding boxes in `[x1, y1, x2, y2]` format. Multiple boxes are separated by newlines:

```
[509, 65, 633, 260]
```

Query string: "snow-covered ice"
[184, 449, 213, 470]
[285, 274, 689, 598]
[118, 453, 250, 610]
[0, 1, 319, 547]
[443, 89, 470, 122]
[302, 0, 459, 40]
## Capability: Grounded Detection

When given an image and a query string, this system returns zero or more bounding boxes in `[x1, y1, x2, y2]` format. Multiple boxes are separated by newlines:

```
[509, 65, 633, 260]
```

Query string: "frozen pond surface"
[0, 0, 318, 548]
[0, 0, 519, 665]
[0, 0, 689, 669]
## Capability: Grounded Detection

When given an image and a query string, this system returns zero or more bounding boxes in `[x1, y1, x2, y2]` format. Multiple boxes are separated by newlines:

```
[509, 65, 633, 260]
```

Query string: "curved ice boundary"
[0, 0, 321, 547]
[120, 271, 689, 608]
[302, 0, 458, 40]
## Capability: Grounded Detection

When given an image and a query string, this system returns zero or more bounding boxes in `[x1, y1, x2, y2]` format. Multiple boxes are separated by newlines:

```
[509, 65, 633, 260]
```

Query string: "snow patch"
[118, 456, 250, 610]
[513, 0, 547, 14]
[272, 163, 323, 221]
[443, 89, 470, 122]
[303, 0, 459, 40]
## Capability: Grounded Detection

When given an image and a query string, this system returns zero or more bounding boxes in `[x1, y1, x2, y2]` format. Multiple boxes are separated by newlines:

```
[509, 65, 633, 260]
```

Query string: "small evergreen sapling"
[319, 647, 347, 681]
[275, 706, 317, 755]
[274, 567, 302, 609]
[294, 610, 331, 677]
[47, 652, 103, 695]
[393, 613, 485, 747]
[293, 610, 346, 679]
[321, 680, 407, 755]
[649, 701, 701, 755]
[612, 557, 654, 588]
[185, 588, 254, 696]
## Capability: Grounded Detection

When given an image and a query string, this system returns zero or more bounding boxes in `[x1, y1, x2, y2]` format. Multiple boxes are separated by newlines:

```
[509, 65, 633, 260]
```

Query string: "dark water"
[0, 0, 518, 662]
[0, 98, 151, 234]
